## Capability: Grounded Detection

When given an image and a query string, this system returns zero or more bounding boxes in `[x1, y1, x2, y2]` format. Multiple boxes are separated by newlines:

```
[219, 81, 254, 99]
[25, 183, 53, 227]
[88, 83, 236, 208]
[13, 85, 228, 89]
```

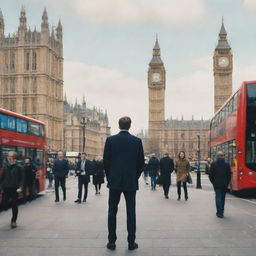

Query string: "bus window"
[16, 146, 26, 164]
[39, 124, 45, 136]
[28, 122, 40, 136]
[16, 118, 28, 133]
[0, 114, 16, 130]
[233, 93, 238, 111]
[26, 148, 37, 163]
[36, 149, 44, 168]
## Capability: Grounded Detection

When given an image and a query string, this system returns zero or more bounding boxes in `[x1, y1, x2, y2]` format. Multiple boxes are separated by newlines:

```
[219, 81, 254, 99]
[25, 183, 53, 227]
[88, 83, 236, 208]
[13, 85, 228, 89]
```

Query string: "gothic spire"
[56, 19, 63, 41]
[216, 17, 230, 50]
[149, 35, 163, 66]
[0, 8, 4, 37]
[41, 7, 49, 29]
[19, 6, 27, 29]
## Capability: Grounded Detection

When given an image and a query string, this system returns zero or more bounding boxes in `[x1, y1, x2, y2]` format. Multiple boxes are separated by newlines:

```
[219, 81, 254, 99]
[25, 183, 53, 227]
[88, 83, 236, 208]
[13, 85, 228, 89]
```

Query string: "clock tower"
[148, 37, 166, 153]
[213, 19, 233, 113]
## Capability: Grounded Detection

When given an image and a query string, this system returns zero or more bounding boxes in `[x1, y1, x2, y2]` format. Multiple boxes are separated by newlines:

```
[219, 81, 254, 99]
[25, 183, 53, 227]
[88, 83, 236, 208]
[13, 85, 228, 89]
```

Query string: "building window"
[23, 77, 29, 94]
[4, 79, 8, 93]
[32, 98, 37, 113]
[10, 99, 16, 112]
[22, 98, 28, 114]
[10, 51, 15, 72]
[25, 51, 30, 71]
[32, 51, 37, 70]
[4, 52, 8, 71]
[32, 77, 37, 93]
[10, 78, 16, 93]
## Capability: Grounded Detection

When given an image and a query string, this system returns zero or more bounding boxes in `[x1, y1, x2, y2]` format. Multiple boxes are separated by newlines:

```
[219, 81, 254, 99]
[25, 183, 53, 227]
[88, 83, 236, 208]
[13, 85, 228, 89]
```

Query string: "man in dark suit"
[209, 151, 231, 218]
[74, 152, 91, 203]
[52, 151, 69, 202]
[103, 116, 144, 251]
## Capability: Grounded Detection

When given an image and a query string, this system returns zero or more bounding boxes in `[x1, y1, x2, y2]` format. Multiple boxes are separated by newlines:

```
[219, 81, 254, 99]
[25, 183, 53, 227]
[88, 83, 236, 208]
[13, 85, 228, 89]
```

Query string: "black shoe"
[177, 196, 181, 201]
[128, 242, 138, 251]
[216, 213, 223, 218]
[83, 198, 86, 203]
[165, 195, 169, 199]
[185, 196, 188, 201]
[106, 242, 116, 250]
[55, 199, 59, 203]
[74, 199, 81, 203]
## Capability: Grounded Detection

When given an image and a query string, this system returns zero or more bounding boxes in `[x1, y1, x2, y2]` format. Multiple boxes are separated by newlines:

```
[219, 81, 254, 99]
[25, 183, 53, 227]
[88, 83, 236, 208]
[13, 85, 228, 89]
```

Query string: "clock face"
[152, 73, 161, 82]
[218, 57, 229, 68]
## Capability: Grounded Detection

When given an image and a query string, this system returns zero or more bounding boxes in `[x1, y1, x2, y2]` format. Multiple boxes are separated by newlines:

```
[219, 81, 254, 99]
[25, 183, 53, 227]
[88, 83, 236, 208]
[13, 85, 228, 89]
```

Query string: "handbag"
[187, 173, 192, 184]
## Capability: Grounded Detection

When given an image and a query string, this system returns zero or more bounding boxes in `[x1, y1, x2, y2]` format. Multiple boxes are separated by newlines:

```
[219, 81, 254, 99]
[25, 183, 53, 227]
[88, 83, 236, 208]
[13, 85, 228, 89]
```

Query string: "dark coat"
[93, 160, 105, 185]
[75, 159, 92, 182]
[148, 157, 160, 177]
[159, 156, 174, 185]
[52, 158, 69, 177]
[103, 131, 145, 191]
[209, 158, 231, 188]
[0, 161, 24, 190]
[24, 163, 37, 183]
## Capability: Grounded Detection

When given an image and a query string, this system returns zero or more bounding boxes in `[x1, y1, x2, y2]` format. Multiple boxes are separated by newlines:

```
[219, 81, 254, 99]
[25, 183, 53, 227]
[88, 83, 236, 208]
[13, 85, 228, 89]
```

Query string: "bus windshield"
[246, 83, 256, 170]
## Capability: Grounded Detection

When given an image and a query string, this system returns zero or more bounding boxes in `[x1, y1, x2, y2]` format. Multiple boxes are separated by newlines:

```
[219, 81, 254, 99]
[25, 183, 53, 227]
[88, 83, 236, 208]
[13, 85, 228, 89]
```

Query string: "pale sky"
[1, 0, 256, 134]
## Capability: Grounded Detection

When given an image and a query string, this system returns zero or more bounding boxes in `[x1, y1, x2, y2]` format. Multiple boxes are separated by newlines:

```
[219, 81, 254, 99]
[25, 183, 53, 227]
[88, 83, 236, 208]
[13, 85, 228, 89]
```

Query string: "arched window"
[25, 51, 30, 71]
[23, 77, 29, 94]
[10, 78, 16, 93]
[32, 51, 37, 70]
[32, 77, 37, 93]
[10, 51, 15, 71]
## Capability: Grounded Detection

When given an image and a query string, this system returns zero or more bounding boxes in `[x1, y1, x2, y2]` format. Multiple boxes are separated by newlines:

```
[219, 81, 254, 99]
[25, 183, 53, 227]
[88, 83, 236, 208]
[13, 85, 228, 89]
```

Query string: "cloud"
[64, 58, 256, 135]
[64, 61, 147, 134]
[243, 0, 256, 11]
[73, 0, 208, 27]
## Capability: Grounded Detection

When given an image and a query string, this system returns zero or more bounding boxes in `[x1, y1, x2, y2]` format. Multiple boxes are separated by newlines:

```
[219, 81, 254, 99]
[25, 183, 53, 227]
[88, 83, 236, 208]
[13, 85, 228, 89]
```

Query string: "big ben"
[213, 19, 233, 113]
[148, 37, 166, 153]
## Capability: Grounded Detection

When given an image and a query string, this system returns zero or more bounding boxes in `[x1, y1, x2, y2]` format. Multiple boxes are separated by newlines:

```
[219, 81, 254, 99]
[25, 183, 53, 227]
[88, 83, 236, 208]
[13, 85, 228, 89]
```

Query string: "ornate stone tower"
[0, 7, 64, 151]
[148, 37, 166, 154]
[213, 19, 233, 113]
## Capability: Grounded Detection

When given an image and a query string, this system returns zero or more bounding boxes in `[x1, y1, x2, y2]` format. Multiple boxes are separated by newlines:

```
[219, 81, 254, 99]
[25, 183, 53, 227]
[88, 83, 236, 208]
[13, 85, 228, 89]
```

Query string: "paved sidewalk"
[1, 174, 256, 256]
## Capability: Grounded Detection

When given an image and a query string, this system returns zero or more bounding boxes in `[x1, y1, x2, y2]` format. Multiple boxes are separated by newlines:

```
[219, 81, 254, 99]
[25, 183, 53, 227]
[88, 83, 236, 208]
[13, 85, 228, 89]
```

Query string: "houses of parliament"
[140, 21, 232, 160]
[0, 8, 110, 157]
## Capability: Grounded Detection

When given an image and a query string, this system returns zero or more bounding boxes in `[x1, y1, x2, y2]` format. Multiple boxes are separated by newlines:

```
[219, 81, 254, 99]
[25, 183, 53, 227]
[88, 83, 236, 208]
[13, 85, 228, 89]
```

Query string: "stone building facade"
[213, 20, 233, 113]
[0, 8, 64, 151]
[63, 97, 111, 158]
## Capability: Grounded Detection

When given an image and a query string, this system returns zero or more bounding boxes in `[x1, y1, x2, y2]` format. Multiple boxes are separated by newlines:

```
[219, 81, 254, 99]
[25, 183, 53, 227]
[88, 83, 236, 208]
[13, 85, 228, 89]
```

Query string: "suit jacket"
[159, 156, 174, 185]
[103, 130, 145, 191]
[75, 159, 92, 176]
[148, 157, 160, 177]
[52, 158, 69, 177]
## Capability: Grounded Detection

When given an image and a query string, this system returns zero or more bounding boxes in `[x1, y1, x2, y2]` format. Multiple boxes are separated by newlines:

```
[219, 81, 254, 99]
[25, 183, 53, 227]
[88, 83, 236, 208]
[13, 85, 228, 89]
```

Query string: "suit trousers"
[55, 176, 66, 201]
[163, 184, 170, 196]
[108, 189, 136, 244]
[78, 175, 88, 200]
[2, 188, 19, 222]
[214, 187, 227, 215]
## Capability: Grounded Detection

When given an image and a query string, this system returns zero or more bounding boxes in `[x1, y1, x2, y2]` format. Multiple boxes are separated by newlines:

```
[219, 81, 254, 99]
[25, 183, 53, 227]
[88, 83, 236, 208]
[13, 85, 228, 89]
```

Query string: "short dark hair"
[81, 152, 87, 156]
[25, 157, 32, 162]
[119, 116, 131, 130]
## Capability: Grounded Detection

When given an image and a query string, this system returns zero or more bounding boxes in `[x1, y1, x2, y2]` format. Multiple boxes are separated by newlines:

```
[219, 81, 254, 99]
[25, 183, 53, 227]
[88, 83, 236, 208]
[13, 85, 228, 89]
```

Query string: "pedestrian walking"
[175, 151, 190, 200]
[46, 158, 54, 188]
[0, 151, 24, 228]
[22, 157, 37, 202]
[143, 157, 149, 185]
[209, 151, 231, 218]
[159, 153, 174, 199]
[74, 152, 92, 203]
[93, 156, 105, 195]
[52, 151, 69, 202]
[148, 153, 160, 190]
[103, 116, 144, 251]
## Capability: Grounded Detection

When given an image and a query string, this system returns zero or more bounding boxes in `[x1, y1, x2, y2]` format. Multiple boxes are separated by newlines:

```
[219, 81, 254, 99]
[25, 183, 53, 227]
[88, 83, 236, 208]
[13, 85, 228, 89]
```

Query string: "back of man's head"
[217, 151, 224, 159]
[119, 116, 131, 130]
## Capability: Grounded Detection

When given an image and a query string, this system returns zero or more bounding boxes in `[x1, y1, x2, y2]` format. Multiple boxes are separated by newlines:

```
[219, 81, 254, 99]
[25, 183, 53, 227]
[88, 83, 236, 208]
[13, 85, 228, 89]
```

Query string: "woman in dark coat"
[148, 154, 160, 190]
[159, 153, 174, 199]
[93, 157, 105, 194]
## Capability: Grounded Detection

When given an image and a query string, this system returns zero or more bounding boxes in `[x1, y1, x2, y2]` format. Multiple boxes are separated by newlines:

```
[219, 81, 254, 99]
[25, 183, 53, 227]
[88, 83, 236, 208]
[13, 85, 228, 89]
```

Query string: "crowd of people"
[0, 116, 231, 251]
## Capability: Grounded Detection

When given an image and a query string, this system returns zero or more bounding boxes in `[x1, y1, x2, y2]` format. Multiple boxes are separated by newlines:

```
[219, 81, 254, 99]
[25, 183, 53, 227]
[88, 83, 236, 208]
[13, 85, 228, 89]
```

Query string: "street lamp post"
[196, 134, 202, 189]
[80, 117, 88, 152]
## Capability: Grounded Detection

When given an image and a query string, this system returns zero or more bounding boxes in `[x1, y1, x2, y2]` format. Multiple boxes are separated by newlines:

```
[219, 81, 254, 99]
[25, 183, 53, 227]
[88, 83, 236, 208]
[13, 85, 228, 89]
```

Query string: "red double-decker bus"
[210, 81, 256, 192]
[0, 108, 46, 200]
